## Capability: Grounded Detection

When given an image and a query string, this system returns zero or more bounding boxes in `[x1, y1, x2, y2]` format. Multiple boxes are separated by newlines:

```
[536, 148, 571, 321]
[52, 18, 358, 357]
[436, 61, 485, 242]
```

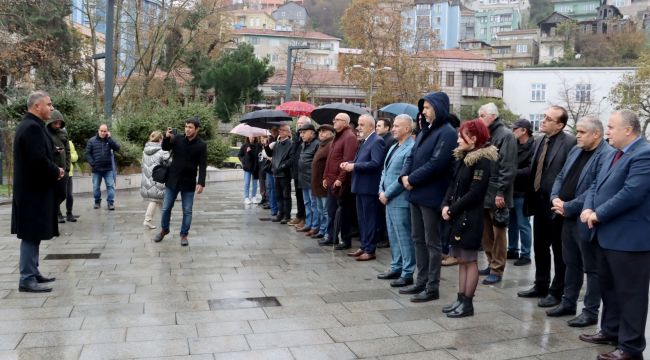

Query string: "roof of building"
[414, 48, 493, 61]
[496, 29, 538, 36]
[232, 28, 340, 40]
[266, 69, 348, 86]
[537, 11, 575, 26]
[227, 8, 275, 16]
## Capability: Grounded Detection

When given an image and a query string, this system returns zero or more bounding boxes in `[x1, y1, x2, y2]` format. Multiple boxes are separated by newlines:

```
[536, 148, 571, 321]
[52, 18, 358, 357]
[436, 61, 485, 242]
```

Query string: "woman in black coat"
[441, 119, 498, 318]
[238, 136, 260, 205]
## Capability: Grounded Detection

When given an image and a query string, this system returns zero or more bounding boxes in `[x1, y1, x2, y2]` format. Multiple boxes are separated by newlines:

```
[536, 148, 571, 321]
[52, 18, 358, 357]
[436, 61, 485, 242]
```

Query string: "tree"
[305, 0, 351, 39]
[556, 79, 606, 133]
[528, 0, 553, 28]
[339, 0, 435, 110]
[198, 43, 274, 122]
[610, 51, 650, 138]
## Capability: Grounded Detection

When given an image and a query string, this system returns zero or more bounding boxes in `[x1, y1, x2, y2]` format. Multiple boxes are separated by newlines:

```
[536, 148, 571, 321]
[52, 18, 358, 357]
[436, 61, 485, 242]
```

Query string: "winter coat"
[442, 145, 498, 250]
[238, 142, 260, 176]
[513, 136, 534, 196]
[323, 126, 358, 196]
[162, 135, 207, 192]
[68, 141, 79, 177]
[484, 118, 517, 208]
[46, 118, 70, 173]
[290, 132, 303, 183]
[267, 137, 293, 178]
[140, 141, 170, 201]
[401, 92, 457, 209]
[298, 137, 319, 189]
[86, 133, 120, 173]
[311, 138, 332, 197]
[11, 112, 61, 242]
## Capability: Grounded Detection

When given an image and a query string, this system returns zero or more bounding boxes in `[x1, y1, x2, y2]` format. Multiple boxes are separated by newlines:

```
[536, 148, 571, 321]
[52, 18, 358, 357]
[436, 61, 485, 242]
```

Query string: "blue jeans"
[314, 196, 329, 237]
[243, 171, 257, 199]
[386, 205, 415, 278]
[508, 196, 532, 258]
[160, 186, 195, 236]
[265, 173, 277, 215]
[92, 170, 115, 204]
[302, 188, 318, 229]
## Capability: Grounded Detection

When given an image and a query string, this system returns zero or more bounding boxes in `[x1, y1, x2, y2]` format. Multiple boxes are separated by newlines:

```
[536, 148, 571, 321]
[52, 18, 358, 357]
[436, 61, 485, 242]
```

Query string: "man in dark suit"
[579, 110, 650, 360]
[375, 118, 396, 249]
[547, 115, 613, 327]
[11, 91, 64, 293]
[341, 114, 386, 261]
[518, 106, 576, 308]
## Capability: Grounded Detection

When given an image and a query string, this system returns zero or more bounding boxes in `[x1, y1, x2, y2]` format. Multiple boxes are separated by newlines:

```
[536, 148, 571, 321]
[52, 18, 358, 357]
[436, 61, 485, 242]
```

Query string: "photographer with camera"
[152, 118, 207, 246]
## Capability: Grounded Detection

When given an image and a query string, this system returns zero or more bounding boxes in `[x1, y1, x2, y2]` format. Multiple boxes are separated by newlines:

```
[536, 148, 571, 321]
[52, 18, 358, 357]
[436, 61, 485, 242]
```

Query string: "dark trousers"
[533, 214, 565, 296]
[356, 194, 381, 254]
[560, 218, 601, 317]
[19, 239, 41, 283]
[65, 174, 74, 215]
[598, 245, 650, 355]
[327, 188, 354, 246]
[294, 179, 305, 219]
[411, 203, 442, 293]
[274, 176, 292, 220]
[258, 168, 267, 203]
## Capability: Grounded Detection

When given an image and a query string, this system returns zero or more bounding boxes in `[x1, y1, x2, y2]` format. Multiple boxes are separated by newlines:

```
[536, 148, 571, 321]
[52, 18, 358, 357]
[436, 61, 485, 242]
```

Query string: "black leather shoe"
[35, 274, 56, 283]
[58, 215, 65, 224]
[442, 293, 463, 313]
[390, 277, 413, 287]
[399, 284, 425, 295]
[318, 239, 334, 246]
[447, 295, 474, 318]
[334, 243, 351, 250]
[517, 286, 548, 298]
[546, 303, 576, 317]
[568, 313, 599, 327]
[311, 233, 324, 239]
[19, 281, 52, 293]
[478, 267, 490, 276]
[377, 270, 401, 280]
[507, 250, 519, 259]
[66, 215, 77, 222]
[514, 257, 531, 266]
[579, 331, 618, 345]
[93, 203, 100, 209]
[410, 290, 439, 303]
[272, 216, 282, 222]
[280, 218, 289, 224]
[538, 294, 561, 308]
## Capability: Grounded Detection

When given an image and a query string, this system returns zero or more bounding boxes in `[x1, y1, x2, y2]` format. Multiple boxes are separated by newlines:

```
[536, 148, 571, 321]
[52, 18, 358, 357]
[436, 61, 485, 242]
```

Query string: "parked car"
[223, 146, 242, 169]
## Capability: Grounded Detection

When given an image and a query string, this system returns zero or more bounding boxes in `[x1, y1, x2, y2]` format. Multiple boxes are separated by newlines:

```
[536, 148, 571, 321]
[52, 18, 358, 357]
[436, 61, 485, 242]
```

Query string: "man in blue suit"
[548, 115, 613, 327]
[398, 92, 458, 303]
[378, 114, 416, 286]
[341, 114, 386, 261]
[579, 110, 650, 360]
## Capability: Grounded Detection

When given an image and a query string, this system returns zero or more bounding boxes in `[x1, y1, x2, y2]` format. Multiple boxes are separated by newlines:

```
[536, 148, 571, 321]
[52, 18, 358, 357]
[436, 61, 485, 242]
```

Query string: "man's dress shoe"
[35, 274, 56, 283]
[19, 281, 52, 293]
[579, 331, 618, 345]
[377, 270, 401, 280]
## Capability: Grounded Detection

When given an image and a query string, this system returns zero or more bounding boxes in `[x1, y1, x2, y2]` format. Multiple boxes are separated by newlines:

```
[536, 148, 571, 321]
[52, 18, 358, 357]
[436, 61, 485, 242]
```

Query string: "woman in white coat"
[140, 131, 170, 229]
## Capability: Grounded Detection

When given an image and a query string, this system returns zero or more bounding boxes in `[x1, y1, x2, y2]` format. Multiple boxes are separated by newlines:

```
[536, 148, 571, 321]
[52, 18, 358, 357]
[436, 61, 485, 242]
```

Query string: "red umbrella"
[275, 101, 316, 117]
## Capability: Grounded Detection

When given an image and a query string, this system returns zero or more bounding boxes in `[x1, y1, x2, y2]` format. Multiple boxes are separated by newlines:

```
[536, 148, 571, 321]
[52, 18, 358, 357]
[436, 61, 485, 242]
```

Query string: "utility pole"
[284, 45, 309, 103]
[104, 0, 115, 123]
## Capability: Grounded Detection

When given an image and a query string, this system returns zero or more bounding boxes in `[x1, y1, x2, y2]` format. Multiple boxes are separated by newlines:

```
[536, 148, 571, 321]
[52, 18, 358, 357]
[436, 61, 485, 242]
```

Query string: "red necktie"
[610, 150, 623, 168]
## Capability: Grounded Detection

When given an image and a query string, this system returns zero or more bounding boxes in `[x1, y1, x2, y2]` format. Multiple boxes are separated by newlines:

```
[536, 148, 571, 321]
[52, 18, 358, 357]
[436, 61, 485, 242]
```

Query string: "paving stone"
[345, 336, 425, 358]
[246, 329, 333, 350]
[379, 350, 457, 360]
[176, 308, 268, 324]
[0, 334, 23, 350]
[325, 323, 398, 342]
[196, 321, 252, 337]
[250, 315, 342, 333]
[5, 345, 82, 360]
[213, 348, 294, 360]
[82, 313, 176, 330]
[126, 325, 197, 342]
[387, 319, 446, 336]
[18, 329, 126, 348]
[334, 311, 390, 326]
[0, 306, 72, 320]
[80, 339, 189, 359]
[0, 318, 84, 335]
[71, 303, 144, 317]
[263, 303, 350, 319]
[342, 299, 404, 312]
[290, 343, 357, 360]
[187, 335, 249, 354]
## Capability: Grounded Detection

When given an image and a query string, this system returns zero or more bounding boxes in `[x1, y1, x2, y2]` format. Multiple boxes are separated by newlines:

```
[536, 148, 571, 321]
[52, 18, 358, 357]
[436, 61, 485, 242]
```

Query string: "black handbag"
[493, 207, 510, 228]
[152, 154, 171, 184]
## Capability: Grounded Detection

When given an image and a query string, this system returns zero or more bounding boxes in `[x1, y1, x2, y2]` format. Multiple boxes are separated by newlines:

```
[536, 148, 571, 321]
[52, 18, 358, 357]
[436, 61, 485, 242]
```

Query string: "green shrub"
[113, 140, 142, 169]
[206, 136, 231, 167]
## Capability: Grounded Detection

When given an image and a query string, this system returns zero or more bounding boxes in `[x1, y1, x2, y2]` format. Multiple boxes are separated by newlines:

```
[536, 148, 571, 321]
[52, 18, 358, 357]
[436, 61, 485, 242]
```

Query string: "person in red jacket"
[321, 113, 359, 250]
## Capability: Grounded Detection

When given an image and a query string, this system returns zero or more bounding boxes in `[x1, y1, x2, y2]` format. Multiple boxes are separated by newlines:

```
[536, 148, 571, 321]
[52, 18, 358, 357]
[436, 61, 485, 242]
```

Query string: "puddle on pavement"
[208, 296, 281, 310]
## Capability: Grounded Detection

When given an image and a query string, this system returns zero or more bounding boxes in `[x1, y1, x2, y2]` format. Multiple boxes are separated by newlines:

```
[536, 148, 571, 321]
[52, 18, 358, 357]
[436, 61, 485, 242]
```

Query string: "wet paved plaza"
[0, 180, 646, 359]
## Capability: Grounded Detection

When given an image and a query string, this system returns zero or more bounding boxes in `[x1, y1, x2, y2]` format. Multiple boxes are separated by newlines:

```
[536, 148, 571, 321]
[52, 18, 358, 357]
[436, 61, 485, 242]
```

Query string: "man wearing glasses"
[518, 106, 576, 309]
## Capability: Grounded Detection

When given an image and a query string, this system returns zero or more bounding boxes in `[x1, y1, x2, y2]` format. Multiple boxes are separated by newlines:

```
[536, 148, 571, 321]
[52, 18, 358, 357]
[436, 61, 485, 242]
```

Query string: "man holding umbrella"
[322, 113, 359, 249]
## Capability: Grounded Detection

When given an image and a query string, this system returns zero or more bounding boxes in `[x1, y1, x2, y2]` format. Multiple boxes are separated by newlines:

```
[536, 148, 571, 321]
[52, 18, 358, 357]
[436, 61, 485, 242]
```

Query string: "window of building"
[549, 46, 555, 56]
[531, 83, 546, 101]
[529, 114, 543, 131]
[516, 44, 528, 53]
[576, 84, 592, 103]
[434, 4, 442, 13]
[446, 71, 455, 87]
[250, 36, 260, 45]
[431, 71, 442, 85]
[476, 72, 491, 87]
[585, 3, 597, 12]
[462, 72, 474, 88]
[495, 47, 510, 54]
[271, 54, 279, 61]
[435, 17, 441, 25]
[324, 58, 333, 66]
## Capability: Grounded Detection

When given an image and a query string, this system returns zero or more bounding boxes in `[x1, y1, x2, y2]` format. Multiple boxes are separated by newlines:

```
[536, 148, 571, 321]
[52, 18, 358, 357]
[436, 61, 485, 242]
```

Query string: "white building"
[503, 67, 636, 131]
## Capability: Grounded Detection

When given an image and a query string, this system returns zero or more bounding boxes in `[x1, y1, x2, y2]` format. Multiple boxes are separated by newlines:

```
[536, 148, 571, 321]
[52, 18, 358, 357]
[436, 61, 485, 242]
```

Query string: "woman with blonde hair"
[140, 131, 170, 229]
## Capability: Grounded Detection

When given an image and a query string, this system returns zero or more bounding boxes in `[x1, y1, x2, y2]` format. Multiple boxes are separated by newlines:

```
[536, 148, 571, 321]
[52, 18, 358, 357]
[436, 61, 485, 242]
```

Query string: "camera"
[171, 127, 178, 136]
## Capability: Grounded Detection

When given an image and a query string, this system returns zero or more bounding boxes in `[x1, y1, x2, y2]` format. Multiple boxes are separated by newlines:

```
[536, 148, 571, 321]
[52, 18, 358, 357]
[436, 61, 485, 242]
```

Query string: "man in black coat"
[86, 124, 120, 210]
[152, 117, 207, 246]
[11, 91, 64, 293]
[267, 123, 294, 224]
[519, 106, 576, 308]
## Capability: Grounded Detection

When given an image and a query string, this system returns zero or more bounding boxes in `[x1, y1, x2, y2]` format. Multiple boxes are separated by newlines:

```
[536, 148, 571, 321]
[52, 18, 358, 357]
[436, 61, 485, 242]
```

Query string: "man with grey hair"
[289, 116, 311, 228]
[478, 103, 517, 284]
[377, 114, 417, 285]
[547, 115, 612, 327]
[267, 123, 294, 224]
[341, 114, 386, 260]
[579, 110, 650, 359]
[12, 91, 64, 292]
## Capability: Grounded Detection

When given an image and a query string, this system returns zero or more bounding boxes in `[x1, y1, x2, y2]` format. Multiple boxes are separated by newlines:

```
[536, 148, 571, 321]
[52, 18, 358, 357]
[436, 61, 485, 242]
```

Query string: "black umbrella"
[240, 109, 292, 129]
[310, 103, 369, 125]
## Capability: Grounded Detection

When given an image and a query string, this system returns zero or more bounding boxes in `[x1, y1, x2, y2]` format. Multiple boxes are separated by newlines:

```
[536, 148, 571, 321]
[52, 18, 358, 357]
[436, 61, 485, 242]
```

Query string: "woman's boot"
[442, 293, 463, 313]
[447, 295, 474, 318]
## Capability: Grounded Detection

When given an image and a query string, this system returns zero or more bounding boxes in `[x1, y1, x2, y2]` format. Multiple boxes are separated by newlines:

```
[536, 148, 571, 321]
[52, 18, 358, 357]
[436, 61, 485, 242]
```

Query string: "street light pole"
[352, 62, 392, 115]
[284, 45, 309, 103]
[104, 0, 115, 123]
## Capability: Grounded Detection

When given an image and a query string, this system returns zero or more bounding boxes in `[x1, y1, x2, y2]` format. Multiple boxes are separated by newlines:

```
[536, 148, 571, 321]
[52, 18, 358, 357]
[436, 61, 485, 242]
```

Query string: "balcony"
[461, 87, 503, 98]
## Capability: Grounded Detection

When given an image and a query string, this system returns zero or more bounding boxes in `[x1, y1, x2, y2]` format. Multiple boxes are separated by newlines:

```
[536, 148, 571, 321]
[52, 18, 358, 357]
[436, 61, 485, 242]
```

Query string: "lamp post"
[352, 62, 392, 114]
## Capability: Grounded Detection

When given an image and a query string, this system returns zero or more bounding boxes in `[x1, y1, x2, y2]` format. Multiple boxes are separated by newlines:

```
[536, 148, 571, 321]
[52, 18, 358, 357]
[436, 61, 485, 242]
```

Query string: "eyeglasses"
[542, 114, 559, 123]
[333, 118, 346, 122]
